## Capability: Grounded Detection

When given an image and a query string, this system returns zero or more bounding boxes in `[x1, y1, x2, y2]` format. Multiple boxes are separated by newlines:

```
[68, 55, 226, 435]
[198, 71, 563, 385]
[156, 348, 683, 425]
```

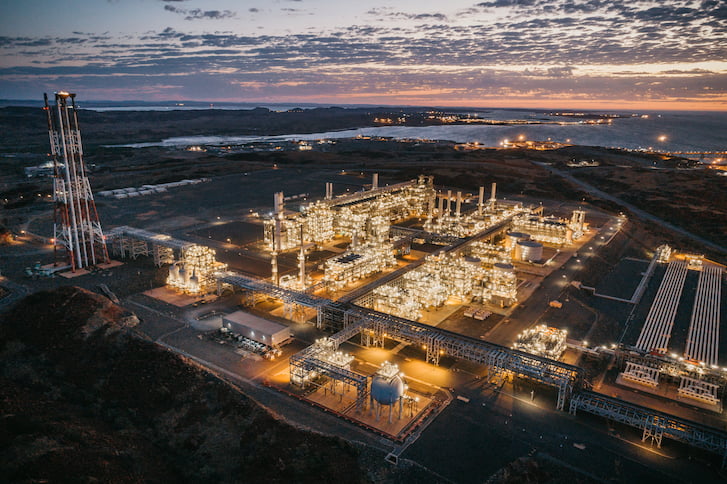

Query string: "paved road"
[536, 163, 726, 255]
[403, 377, 726, 483]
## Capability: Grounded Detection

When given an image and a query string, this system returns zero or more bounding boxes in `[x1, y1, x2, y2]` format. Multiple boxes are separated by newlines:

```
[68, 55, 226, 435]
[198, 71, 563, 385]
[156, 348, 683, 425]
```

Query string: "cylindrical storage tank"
[168, 263, 180, 284]
[189, 272, 199, 293]
[506, 231, 530, 249]
[371, 375, 405, 405]
[494, 262, 514, 273]
[178, 265, 188, 286]
[516, 240, 543, 262]
[565, 228, 574, 244]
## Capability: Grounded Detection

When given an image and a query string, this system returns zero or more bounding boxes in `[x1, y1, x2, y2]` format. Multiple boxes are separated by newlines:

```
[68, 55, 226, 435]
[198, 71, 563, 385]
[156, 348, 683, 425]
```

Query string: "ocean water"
[113, 109, 727, 153]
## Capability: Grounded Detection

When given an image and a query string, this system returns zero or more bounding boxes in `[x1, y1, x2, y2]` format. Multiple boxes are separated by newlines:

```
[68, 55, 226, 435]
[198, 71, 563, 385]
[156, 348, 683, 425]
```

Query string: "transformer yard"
[2, 112, 727, 482]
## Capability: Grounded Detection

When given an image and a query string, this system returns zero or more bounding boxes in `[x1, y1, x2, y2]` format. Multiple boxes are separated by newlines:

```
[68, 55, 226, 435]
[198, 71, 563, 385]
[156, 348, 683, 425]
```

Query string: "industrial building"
[222, 311, 292, 348]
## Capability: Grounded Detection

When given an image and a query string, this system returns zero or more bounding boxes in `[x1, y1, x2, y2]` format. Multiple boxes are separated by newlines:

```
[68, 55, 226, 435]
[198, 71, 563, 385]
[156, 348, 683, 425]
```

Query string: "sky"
[1, 0, 726, 110]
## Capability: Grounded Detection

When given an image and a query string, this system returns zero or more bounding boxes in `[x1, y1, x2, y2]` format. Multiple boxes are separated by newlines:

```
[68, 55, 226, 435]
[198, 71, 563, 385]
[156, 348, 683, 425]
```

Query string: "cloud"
[1, 1, 725, 107]
[163, 5, 235, 20]
[367, 8, 448, 22]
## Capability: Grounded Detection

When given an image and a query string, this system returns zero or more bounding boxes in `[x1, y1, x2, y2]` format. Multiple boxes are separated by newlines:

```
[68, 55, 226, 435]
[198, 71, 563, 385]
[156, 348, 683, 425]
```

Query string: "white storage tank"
[515, 240, 543, 262]
[178, 265, 188, 286]
[494, 262, 515, 273]
[506, 231, 530, 249]
[371, 374, 405, 405]
[168, 263, 180, 284]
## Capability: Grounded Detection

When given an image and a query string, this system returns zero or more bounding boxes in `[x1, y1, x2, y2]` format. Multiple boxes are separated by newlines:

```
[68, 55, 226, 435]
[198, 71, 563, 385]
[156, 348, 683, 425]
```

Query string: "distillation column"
[271, 191, 284, 285]
[298, 226, 306, 287]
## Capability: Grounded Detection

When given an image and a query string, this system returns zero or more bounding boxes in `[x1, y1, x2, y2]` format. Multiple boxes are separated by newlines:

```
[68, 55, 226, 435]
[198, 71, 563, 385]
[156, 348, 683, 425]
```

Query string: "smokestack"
[372, 173, 379, 190]
[490, 182, 497, 202]
[446, 190, 452, 216]
[274, 191, 284, 252]
[298, 226, 305, 287]
[271, 228, 279, 285]
[325, 182, 333, 200]
[478, 186, 485, 215]
[455, 191, 462, 217]
[438, 194, 444, 219]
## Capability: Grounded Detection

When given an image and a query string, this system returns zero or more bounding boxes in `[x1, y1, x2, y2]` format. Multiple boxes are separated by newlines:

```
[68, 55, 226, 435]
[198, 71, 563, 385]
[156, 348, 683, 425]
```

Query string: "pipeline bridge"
[570, 391, 727, 464]
[106, 225, 194, 266]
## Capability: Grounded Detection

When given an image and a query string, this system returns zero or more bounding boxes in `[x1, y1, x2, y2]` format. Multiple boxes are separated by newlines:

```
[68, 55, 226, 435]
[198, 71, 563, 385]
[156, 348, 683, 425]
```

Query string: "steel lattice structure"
[570, 390, 727, 462]
[44, 92, 109, 270]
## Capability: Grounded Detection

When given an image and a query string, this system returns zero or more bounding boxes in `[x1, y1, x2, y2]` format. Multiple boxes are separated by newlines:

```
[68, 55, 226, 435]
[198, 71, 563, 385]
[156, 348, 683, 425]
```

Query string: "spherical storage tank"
[371, 374, 405, 405]
[506, 231, 530, 249]
[515, 240, 543, 262]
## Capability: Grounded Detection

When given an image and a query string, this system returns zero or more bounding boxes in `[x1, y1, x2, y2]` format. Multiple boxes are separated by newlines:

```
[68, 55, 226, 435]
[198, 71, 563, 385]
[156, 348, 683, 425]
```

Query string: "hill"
[0, 286, 432, 483]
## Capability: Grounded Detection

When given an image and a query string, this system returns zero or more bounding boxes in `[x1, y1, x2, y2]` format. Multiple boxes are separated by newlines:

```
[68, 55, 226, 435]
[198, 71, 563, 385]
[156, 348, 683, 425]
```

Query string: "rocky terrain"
[0, 287, 434, 483]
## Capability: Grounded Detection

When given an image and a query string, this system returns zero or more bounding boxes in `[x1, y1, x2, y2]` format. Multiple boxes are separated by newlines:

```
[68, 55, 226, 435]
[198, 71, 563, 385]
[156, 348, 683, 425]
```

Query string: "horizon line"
[2, 98, 726, 113]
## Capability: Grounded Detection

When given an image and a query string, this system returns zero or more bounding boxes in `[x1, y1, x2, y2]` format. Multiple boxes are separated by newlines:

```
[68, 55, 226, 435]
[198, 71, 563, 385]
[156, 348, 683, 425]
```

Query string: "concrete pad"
[97, 260, 124, 269]
[143, 286, 200, 307]
[58, 268, 91, 278]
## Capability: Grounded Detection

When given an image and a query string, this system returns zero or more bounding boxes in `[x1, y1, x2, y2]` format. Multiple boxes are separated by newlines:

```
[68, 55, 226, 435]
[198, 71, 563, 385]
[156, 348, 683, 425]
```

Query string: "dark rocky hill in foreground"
[0, 287, 430, 483]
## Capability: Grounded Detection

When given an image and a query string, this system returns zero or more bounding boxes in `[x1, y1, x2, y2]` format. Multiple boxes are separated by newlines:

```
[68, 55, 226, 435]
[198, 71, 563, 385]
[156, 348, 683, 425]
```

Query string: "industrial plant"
[5, 93, 727, 478]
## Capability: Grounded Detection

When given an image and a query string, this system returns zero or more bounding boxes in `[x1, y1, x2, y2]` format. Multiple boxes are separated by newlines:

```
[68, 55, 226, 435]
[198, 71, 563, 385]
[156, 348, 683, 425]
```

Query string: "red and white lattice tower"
[44, 92, 109, 271]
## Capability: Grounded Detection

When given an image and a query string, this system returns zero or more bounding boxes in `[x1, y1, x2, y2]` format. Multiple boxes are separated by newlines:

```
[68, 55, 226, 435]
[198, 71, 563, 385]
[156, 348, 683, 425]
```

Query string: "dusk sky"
[1, 0, 725, 110]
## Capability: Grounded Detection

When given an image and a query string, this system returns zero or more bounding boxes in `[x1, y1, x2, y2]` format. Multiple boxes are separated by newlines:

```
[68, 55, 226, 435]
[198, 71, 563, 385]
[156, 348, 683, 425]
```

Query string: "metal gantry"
[105, 225, 193, 265]
[289, 339, 369, 410]
[45, 92, 109, 270]
[570, 390, 727, 462]
[318, 303, 583, 410]
[216, 271, 330, 311]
